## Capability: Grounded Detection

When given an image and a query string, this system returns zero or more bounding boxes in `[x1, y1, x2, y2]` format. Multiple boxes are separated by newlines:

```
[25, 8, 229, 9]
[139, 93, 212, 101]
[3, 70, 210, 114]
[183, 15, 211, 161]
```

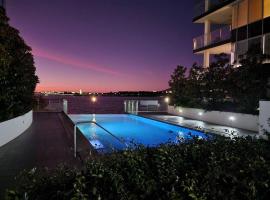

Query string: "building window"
[238, 0, 248, 27]
[236, 40, 248, 60]
[265, 34, 270, 56]
[264, 17, 270, 33]
[264, 0, 270, 18]
[248, 36, 263, 54]
[249, 0, 263, 23]
[248, 20, 262, 38]
[237, 26, 248, 41]
[232, 5, 238, 29]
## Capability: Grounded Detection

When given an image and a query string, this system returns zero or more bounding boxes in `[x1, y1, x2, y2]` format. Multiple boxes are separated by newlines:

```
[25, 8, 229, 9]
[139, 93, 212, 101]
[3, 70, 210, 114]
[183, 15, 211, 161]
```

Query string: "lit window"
[249, 0, 262, 23]
[232, 5, 238, 29]
[264, 0, 270, 18]
[238, 0, 248, 27]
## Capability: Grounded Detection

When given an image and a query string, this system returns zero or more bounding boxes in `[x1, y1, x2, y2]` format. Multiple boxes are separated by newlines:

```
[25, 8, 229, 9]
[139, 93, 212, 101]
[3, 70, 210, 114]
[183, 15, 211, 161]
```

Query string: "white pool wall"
[0, 110, 33, 147]
[168, 106, 258, 132]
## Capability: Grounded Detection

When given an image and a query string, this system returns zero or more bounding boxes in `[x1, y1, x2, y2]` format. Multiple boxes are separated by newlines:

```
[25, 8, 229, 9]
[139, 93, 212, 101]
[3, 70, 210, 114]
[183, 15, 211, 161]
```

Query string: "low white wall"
[0, 110, 33, 147]
[168, 106, 258, 132]
[259, 101, 270, 134]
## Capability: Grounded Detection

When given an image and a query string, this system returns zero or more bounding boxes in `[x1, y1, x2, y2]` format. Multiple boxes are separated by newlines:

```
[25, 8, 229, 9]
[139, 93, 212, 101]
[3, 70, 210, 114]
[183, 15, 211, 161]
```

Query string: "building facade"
[193, 0, 270, 67]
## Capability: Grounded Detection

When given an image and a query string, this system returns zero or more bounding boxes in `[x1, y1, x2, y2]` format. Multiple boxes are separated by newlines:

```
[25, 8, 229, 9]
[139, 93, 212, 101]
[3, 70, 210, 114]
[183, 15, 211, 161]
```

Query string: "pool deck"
[0, 112, 86, 197]
[141, 114, 257, 138]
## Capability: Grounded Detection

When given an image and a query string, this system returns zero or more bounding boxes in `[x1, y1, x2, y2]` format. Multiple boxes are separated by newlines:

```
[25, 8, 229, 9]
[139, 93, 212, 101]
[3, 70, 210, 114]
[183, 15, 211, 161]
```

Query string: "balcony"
[194, 0, 236, 21]
[193, 25, 231, 51]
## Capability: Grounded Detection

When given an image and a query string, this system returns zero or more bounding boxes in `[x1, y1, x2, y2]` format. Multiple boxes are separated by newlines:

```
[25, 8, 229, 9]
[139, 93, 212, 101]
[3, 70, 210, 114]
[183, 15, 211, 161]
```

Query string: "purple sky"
[7, 0, 202, 92]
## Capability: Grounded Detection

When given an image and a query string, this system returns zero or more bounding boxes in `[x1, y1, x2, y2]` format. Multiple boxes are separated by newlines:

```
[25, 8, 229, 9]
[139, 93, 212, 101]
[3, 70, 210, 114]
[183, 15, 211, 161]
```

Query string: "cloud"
[32, 47, 125, 76]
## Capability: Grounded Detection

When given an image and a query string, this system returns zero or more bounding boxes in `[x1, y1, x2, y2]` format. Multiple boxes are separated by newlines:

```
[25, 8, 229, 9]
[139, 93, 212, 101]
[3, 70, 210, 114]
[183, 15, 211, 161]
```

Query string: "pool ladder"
[73, 121, 127, 158]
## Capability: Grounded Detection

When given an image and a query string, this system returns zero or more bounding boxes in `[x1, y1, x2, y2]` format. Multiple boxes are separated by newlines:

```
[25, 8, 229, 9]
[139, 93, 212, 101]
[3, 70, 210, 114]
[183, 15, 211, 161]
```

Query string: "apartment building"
[193, 0, 270, 67]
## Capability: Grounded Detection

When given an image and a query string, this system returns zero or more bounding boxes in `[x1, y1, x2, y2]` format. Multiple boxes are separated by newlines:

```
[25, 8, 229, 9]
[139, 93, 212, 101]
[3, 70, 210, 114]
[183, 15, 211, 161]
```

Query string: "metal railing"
[194, 0, 234, 18]
[193, 25, 231, 50]
[73, 121, 127, 158]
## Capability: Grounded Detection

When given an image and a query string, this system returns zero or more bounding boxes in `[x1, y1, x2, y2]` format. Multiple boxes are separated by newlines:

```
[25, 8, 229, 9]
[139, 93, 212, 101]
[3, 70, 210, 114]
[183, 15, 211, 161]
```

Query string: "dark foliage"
[168, 53, 270, 114]
[0, 7, 38, 122]
[6, 137, 270, 200]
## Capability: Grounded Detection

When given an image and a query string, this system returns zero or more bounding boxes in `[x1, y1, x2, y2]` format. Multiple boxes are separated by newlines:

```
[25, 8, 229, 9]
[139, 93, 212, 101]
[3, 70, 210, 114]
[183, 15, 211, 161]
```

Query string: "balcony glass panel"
[193, 25, 231, 50]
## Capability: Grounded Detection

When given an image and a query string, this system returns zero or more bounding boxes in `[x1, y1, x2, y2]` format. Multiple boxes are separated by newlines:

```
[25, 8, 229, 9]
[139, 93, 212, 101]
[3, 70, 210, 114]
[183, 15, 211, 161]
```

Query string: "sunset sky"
[7, 0, 202, 92]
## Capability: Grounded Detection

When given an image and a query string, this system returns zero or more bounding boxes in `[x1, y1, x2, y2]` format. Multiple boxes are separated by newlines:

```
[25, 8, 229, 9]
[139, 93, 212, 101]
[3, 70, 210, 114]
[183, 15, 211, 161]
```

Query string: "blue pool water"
[69, 114, 208, 153]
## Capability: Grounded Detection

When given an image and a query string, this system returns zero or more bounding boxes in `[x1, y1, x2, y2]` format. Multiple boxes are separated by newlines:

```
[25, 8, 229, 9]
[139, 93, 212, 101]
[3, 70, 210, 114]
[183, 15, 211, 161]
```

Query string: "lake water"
[42, 95, 166, 114]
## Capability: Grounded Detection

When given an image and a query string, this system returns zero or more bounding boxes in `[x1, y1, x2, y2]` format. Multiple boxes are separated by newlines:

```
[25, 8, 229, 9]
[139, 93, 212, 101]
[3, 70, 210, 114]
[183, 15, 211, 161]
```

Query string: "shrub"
[0, 7, 38, 122]
[6, 137, 270, 200]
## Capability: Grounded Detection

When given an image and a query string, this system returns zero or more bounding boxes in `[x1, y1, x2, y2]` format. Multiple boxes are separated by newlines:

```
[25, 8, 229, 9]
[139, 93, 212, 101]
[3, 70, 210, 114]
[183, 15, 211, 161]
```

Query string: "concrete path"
[0, 112, 80, 197]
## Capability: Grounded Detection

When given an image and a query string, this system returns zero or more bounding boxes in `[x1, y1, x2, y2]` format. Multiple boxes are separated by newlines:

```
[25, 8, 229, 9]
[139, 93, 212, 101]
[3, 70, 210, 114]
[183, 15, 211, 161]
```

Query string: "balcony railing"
[194, 0, 235, 19]
[193, 25, 231, 51]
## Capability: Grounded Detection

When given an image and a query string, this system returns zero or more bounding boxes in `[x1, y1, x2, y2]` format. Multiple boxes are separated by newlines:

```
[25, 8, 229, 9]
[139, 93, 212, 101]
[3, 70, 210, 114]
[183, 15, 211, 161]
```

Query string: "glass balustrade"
[193, 25, 231, 50]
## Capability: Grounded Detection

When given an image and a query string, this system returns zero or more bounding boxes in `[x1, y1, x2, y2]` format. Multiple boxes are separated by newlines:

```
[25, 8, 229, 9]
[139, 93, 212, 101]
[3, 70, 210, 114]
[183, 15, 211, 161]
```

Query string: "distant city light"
[229, 116, 235, 121]
[164, 97, 170, 103]
[198, 112, 203, 116]
[91, 96, 97, 103]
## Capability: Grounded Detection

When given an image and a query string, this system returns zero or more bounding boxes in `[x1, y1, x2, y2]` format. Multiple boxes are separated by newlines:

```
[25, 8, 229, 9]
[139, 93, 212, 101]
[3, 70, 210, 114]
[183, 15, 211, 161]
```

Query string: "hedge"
[5, 136, 270, 200]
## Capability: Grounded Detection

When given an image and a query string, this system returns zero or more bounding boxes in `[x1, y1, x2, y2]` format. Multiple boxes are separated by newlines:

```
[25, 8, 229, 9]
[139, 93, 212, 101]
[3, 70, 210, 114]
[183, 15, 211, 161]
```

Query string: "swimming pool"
[69, 114, 208, 153]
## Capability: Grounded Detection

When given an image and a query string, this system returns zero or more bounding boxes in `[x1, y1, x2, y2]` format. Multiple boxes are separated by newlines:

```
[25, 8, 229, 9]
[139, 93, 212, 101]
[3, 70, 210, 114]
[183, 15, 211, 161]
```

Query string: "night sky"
[7, 0, 202, 92]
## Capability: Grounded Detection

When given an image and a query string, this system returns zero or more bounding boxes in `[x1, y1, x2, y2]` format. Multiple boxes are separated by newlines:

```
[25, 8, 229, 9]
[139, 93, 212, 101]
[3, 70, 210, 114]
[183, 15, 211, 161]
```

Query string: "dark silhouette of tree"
[228, 50, 270, 113]
[202, 54, 232, 111]
[0, 7, 39, 121]
[168, 65, 188, 106]
[168, 52, 270, 114]
[185, 63, 204, 108]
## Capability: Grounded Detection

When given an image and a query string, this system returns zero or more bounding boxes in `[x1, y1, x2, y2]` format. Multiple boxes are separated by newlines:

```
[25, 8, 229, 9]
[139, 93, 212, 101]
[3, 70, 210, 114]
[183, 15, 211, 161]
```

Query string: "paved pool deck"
[144, 114, 257, 138]
[0, 112, 83, 197]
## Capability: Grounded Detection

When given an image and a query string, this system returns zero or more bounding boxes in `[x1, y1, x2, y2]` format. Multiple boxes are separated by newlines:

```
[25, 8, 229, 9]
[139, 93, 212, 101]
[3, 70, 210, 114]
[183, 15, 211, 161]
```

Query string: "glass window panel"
[249, 0, 262, 23]
[248, 36, 262, 54]
[236, 40, 248, 60]
[238, 0, 248, 27]
[265, 34, 270, 56]
[264, 0, 270, 18]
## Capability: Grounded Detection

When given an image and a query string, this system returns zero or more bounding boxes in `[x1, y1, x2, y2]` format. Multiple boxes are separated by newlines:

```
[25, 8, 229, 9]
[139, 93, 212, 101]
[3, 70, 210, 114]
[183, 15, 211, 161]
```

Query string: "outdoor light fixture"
[164, 97, 170, 103]
[91, 96, 97, 103]
[198, 112, 203, 116]
[229, 116, 235, 121]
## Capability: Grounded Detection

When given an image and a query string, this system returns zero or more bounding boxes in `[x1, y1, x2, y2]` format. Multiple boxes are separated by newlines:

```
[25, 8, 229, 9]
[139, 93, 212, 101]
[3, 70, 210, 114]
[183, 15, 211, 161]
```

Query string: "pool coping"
[61, 112, 99, 157]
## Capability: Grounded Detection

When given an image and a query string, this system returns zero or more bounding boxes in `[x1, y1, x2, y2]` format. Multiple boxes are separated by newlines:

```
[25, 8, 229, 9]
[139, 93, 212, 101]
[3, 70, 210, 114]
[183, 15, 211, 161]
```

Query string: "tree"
[168, 65, 188, 106]
[0, 7, 39, 121]
[201, 53, 232, 111]
[228, 50, 270, 114]
[185, 63, 204, 107]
